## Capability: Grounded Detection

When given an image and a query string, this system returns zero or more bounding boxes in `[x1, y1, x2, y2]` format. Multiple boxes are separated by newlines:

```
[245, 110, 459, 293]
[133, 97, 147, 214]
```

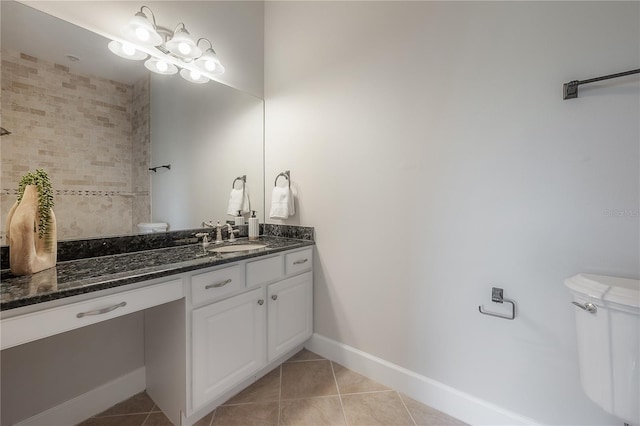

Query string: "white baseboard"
[14, 367, 146, 426]
[307, 333, 539, 426]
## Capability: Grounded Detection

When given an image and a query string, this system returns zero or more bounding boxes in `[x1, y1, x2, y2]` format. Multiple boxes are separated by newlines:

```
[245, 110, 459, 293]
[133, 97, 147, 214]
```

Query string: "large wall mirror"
[0, 0, 264, 243]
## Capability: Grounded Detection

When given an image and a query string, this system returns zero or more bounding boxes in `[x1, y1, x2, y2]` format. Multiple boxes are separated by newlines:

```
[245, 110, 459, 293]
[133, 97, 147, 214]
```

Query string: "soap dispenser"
[248, 210, 259, 240]
[234, 210, 245, 226]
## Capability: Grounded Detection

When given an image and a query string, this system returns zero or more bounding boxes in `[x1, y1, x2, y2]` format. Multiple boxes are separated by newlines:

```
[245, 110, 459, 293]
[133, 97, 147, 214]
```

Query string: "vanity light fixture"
[195, 38, 225, 75]
[122, 6, 163, 47]
[165, 23, 201, 59]
[108, 40, 148, 60]
[108, 5, 225, 84]
[144, 57, 178, 75]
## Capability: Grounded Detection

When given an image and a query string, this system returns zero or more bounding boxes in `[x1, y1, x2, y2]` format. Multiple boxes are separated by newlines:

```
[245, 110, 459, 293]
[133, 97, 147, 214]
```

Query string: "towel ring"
[232, 175, 246, 189]
[275, 170, 290, 189]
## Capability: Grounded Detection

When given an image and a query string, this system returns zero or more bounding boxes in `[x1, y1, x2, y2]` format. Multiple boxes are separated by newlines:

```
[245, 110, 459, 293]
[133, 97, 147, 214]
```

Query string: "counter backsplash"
[0, 224, 314, 269]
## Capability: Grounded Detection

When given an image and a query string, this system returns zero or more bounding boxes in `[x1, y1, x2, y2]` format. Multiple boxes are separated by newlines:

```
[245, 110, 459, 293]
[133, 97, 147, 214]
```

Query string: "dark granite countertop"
[1, 236, 314, 311]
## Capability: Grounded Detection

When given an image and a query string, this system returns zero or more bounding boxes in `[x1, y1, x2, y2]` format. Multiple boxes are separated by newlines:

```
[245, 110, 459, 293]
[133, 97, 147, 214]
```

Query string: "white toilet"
[565, 273, 639, 424]
[137, 222, 168, 234]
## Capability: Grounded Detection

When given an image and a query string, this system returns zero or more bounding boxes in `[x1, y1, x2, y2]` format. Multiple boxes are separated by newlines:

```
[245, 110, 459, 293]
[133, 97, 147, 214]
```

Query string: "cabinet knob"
[258, 299, 264, 305]
[271, 295, 278, 301]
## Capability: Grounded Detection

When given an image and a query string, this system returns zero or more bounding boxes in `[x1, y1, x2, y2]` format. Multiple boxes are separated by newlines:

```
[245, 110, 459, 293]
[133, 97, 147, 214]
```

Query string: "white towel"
[269, 186, 295, 219]
[227, 185, 251, 216]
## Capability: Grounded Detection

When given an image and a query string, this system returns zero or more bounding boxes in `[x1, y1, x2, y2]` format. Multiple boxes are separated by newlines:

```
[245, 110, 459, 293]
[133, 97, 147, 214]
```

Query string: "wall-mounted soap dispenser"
[248, 210, 259, 240]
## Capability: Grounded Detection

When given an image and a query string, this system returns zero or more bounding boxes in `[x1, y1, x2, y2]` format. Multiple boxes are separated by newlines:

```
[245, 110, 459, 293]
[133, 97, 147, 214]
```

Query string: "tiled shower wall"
[0, 49, 150, 243]
[131, 75, 151, 229]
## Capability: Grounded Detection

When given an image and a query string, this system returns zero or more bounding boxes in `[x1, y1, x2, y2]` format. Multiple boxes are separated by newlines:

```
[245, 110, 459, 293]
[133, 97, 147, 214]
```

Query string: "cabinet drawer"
[246, 255, 283, 288]
[0, 279, 184, 351]
[285, 248, 313, 276]
[191, 265, 243, 306]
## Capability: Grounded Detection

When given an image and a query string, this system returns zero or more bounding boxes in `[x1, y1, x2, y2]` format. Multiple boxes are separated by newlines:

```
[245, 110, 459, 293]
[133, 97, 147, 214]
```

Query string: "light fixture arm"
[139, 6, 158, 29]
[197, 38, 214, 52]
[173, 22, 188, 34]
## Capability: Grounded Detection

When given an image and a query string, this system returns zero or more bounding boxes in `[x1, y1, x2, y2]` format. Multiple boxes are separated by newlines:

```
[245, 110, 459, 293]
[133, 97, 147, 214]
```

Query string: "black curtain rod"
[563, 68, 640, 99]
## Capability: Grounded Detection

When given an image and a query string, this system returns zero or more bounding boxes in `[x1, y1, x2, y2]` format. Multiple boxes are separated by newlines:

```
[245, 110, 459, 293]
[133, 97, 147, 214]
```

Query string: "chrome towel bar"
[563, 68, 640, 99]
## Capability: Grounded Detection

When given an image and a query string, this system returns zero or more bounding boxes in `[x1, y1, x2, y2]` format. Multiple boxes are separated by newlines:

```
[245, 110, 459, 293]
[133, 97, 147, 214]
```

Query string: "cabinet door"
[191, 287, 266, 410]
[267, 271, 313, 362]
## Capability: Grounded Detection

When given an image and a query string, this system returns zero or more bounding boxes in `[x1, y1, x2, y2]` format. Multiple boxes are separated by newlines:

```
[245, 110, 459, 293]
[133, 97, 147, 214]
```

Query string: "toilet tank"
[565, 273, 639, 424]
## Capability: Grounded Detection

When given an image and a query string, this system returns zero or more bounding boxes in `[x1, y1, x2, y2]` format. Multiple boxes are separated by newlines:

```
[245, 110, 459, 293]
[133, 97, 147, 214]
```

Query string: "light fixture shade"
[144, 58, 178, 75]
[195, 48, 224, 75]
[108, 40, 148, 60]
[179, 68, 210, 84]
[166, 27, 202, 59]
[122, 12, 163, 46]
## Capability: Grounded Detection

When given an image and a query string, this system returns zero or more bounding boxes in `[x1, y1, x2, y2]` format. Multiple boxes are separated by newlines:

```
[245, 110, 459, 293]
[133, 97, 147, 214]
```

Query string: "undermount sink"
[208, 243, 266, 253]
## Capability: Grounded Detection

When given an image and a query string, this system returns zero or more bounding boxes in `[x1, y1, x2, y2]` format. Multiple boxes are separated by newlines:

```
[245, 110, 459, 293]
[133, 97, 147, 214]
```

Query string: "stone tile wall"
[131, 75, 151, 231]
[0, 49, 150, 242]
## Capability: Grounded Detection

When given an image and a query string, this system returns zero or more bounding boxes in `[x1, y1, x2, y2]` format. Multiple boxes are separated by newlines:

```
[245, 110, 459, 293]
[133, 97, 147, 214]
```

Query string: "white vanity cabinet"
[191, 286, 266, 409]
[145, 245, 313, 426]
[267, 271, 313, 362]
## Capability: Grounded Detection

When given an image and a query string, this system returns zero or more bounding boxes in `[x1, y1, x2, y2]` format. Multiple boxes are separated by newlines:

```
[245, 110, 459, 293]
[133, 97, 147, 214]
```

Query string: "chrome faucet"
[226, 224, 240, 242]
[204, 220, 239, 243]
[214, 222, 224, 244]
[194, 232, 211, 248]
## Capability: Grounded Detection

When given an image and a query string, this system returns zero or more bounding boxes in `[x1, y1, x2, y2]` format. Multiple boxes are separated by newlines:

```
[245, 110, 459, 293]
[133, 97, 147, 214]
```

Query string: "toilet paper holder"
[479, 287, 516, 320]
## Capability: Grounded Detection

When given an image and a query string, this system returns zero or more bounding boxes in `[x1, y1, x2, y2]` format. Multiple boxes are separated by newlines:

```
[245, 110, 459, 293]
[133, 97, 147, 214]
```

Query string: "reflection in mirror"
[0, 1, 264, 243]
[151, 74, 264, 229]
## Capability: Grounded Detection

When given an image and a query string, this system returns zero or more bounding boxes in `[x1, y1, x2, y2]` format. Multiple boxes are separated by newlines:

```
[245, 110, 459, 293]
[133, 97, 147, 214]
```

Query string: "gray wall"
[1, 313, 144, 425]
[264, 1, 639, 424]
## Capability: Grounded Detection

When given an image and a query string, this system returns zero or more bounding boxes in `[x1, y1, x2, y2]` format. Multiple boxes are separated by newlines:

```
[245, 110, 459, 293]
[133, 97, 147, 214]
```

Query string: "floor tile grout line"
[329, 360, 349, 426]
[280, 393, 341, 402]
[284, 358, 326, 363]
[140, 408, 153, 426]
[397, 391, 418, 426]
[93, 412, 154, 418]
[339, 389, 396, 397]
[208, 408, 216, 426]
[221, 398, 280, 407]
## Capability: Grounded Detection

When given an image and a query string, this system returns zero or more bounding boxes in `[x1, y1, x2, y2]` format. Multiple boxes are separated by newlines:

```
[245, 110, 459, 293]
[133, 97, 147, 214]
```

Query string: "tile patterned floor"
[78, 349, 465, 426]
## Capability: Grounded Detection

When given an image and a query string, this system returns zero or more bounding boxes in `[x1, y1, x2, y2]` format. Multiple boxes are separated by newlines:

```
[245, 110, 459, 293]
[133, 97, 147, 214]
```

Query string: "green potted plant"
[6, 169, 57, 275]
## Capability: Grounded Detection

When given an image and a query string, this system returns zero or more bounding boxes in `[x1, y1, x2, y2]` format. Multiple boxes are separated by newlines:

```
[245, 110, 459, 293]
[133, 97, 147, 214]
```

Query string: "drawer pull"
[293, 259, 308, 265]
[76, 302, 127, 318]
[205, 279, 232, 290]
[272, 295, 278, 301]
[258, 299, 265, 305]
